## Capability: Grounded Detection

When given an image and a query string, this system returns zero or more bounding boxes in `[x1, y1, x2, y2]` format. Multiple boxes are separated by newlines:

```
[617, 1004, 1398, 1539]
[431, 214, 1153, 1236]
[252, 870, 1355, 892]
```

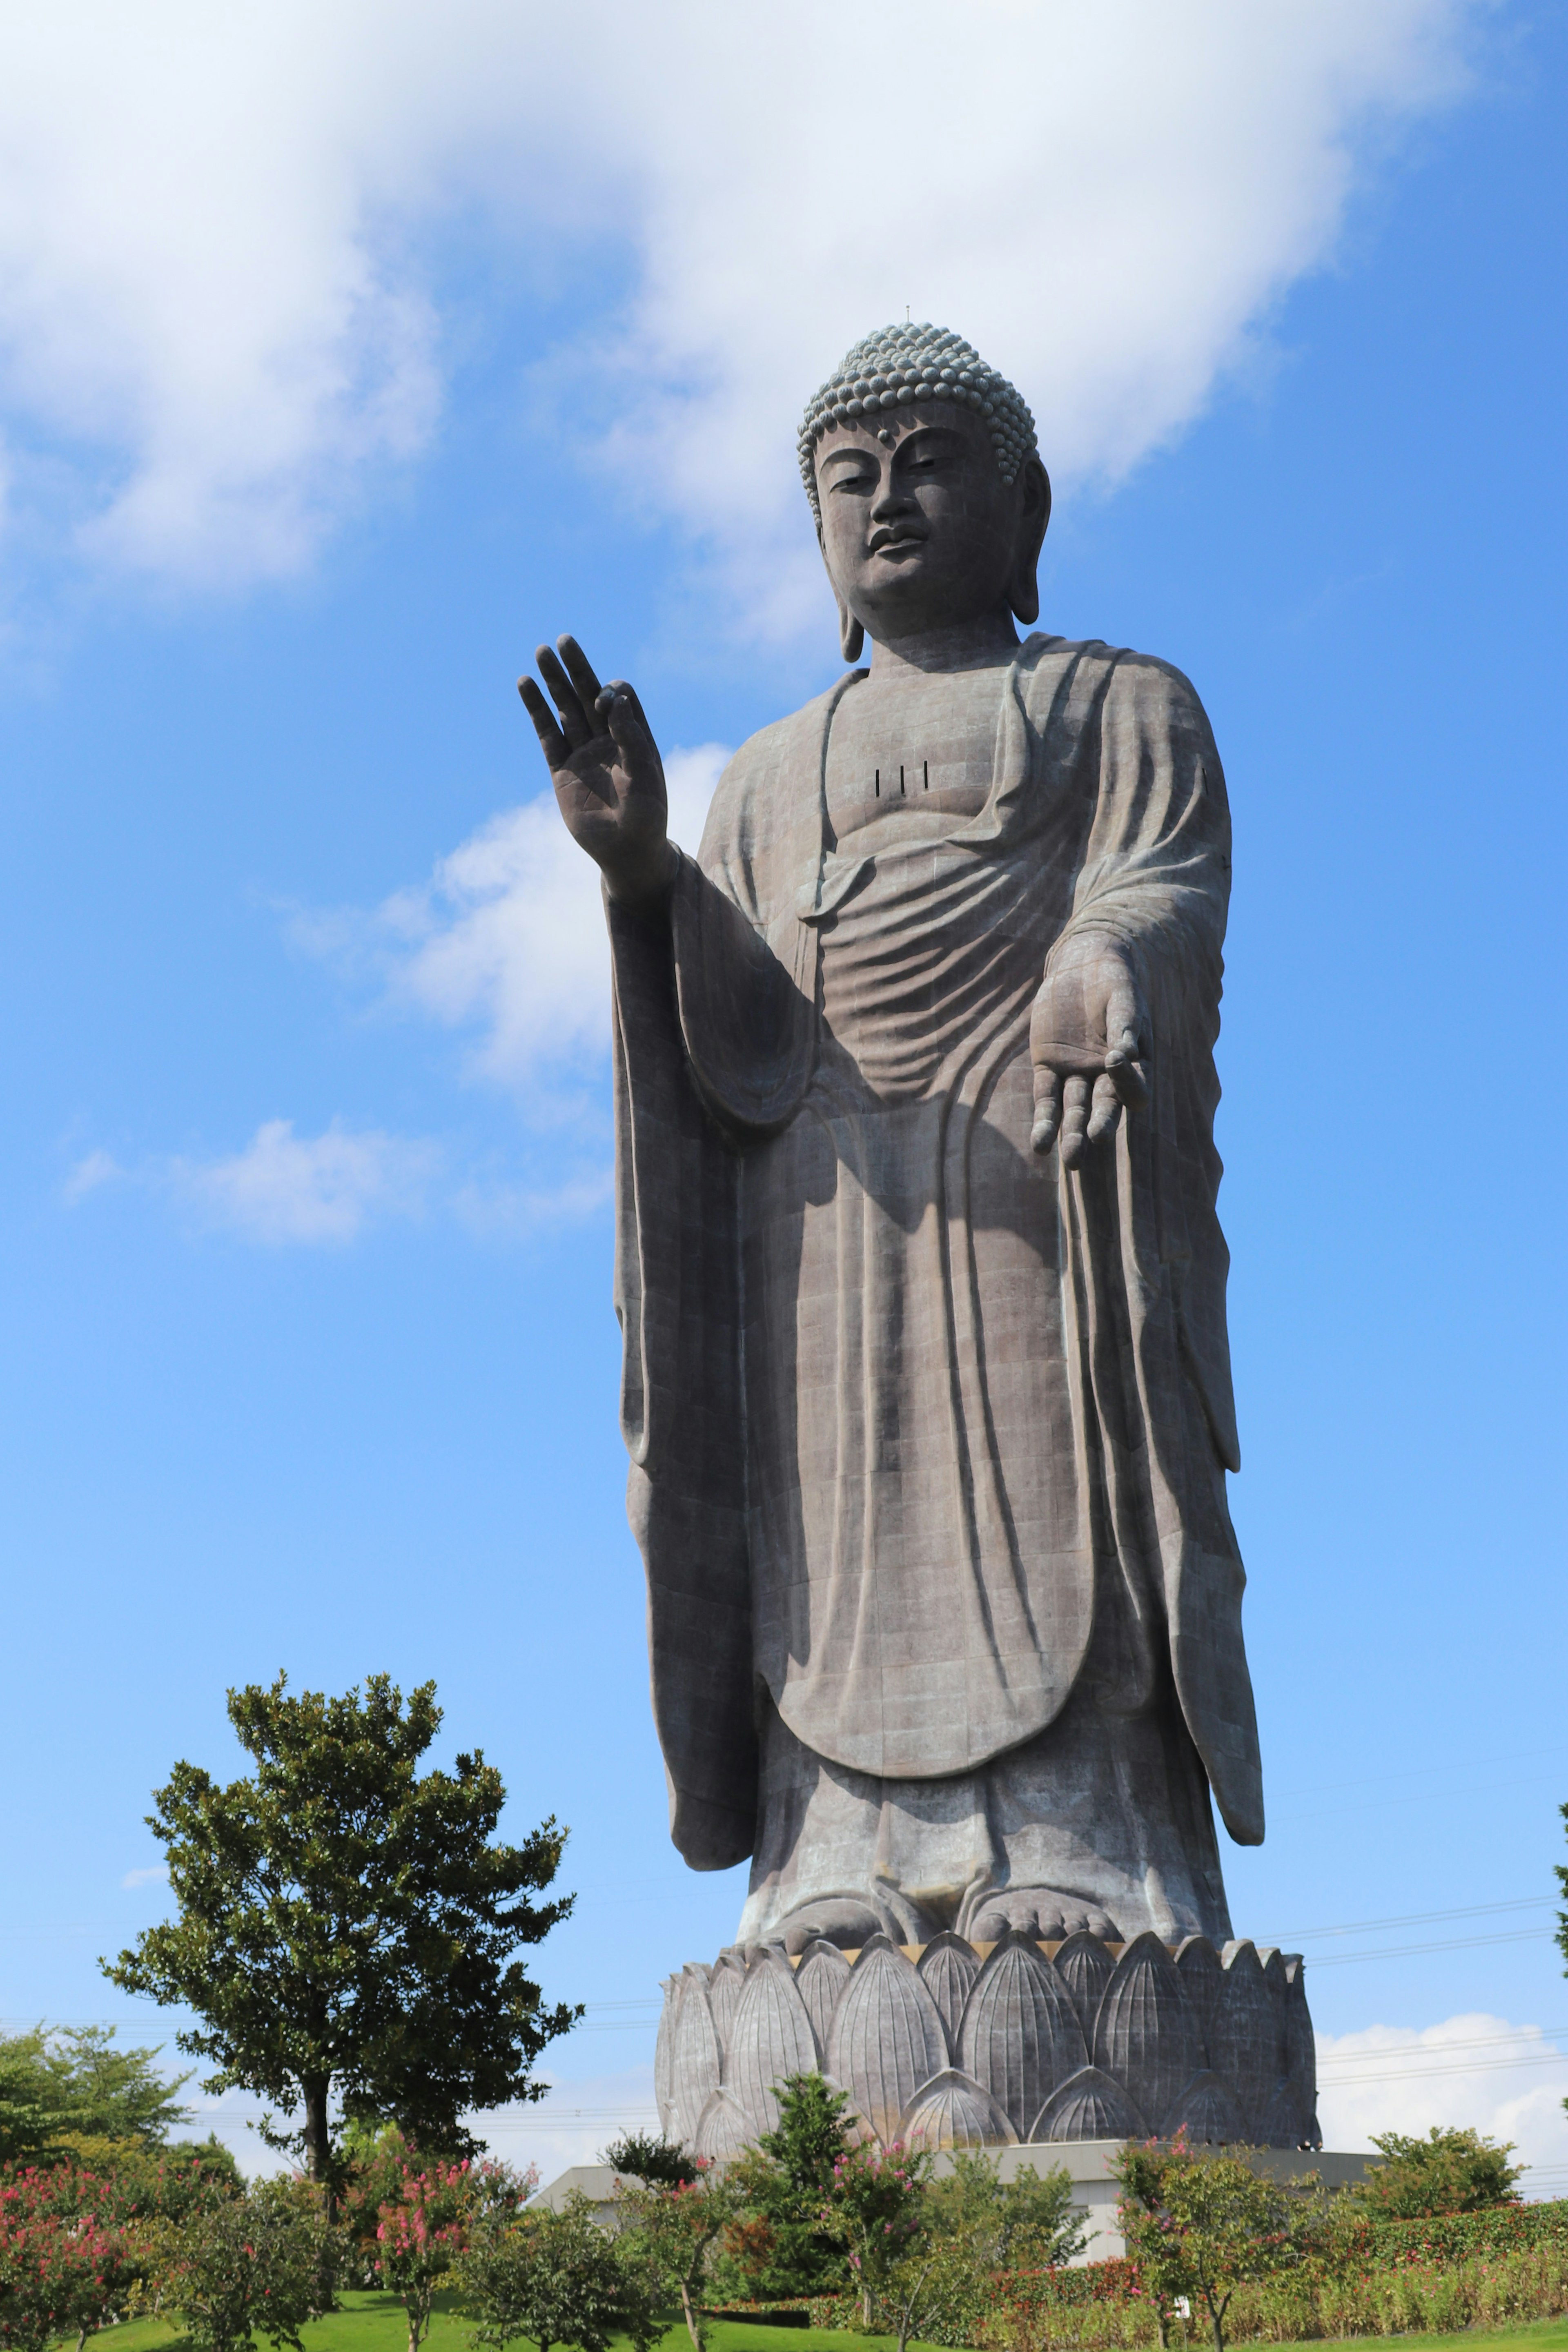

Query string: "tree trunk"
[679, 2278, 703, 2352]
[302, 2075, 332, 2185]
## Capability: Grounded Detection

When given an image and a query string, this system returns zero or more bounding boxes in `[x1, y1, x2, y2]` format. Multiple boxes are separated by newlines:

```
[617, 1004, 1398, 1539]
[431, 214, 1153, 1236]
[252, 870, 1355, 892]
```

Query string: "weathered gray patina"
[521, 320, 1264, 1967]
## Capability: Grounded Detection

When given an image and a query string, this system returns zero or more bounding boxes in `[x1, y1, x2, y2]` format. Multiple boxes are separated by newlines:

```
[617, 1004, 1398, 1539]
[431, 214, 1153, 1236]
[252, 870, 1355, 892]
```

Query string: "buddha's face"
[814, 402, 1049, 643]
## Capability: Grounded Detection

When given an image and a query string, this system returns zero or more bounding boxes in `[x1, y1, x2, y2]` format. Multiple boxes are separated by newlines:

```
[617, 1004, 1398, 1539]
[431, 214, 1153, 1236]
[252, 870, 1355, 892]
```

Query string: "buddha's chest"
[824, 668, 1007, 845]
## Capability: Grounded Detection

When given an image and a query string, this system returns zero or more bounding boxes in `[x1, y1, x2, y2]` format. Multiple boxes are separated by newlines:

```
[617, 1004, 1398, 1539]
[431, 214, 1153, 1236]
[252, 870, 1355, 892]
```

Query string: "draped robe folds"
[609, 633, 1263, 1908]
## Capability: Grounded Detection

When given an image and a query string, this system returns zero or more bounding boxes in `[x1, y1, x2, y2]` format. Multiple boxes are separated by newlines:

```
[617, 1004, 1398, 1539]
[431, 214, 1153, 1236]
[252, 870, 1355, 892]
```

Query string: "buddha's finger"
[535, 643, 592, 748]
[1058, 1074, 1093, 1170]
[1104, 981, 1148, 1061]
[557, 635, 607, 726]
[1085, 1071, 1122, 1147]
[1031, 1064, 1062, 1156]
[1105, 1030, 1148, 1110]
[600, 688, 663, 789]
[518, 676, 569, 771]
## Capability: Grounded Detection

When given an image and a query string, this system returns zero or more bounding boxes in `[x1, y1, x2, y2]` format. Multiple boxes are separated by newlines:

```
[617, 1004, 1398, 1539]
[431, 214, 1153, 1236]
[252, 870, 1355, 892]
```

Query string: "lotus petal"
[917, 1932, 979, 2055]
[900, 2069, 1016, 2151]
[958, 1931, 1087, 2141]
[1162, 2069, 1247, 2143]
[708, 1951, 749, 2056]
[1030, 2065, 1149, 2143]
[693, 2089, 755, 2161]
[725, 1954, 821, 2132]
[827, 1935, 949, 2148]
[795, 1940, 852, 2056]
[1211, 1943, 1282, 2134]
[1091, 1931, 1203, 2136]
[1281, 1958, 1318, 2130]
[1172, 1937, 1223, 2054]
[1258, 2078, 1310, 2149]
[654, 1975, 682, 2138]
[669, 1979, 722, 2146]
[1053, 1932, 1114, 2038]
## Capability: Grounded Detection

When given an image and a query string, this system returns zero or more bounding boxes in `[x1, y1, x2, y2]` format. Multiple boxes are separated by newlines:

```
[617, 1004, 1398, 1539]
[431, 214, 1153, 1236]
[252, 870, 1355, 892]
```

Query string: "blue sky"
[1, 0, 1565, 2190]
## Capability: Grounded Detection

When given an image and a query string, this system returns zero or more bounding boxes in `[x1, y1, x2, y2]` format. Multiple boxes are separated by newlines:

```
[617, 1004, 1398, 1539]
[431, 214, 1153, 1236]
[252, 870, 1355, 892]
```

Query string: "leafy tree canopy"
[1114, 2138, 1316, 2352]
[0, 2026, 193, 2162]
[598, 2132, 696, 2189]
[931, 2150, 1089, 2270]
[1351, 2125, 1523, 2218]
[719, 2073, 853, 2300]
[102, 1673, 580, 2187]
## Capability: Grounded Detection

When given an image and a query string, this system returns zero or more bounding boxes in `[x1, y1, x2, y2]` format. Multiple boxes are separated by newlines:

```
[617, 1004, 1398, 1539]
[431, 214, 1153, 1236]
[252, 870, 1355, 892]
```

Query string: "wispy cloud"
[64, 1147, 122, 1203]
[302, 744, 727, 1093]
[0, 2, 1484, 607]
[167, 1119, 437, 1244]
[121, 1864, 169, 1889]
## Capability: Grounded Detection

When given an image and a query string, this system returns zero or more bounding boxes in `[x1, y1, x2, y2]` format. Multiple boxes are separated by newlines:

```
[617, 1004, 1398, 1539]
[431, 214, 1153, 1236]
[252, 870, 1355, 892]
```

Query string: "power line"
[1321, 2025, 1568, 2065]
[1309, 1927, 1555, 1968]
[1270, 1897, 1556, 1942]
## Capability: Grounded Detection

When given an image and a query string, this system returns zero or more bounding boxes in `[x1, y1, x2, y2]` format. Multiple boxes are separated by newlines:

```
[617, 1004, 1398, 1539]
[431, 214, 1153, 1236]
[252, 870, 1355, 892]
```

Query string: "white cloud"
[0, 2, 1482, 604]
[356, 743, 728, 1087]
[121, 1863, 170, 1889]
[64, 1147, 122, 1201]
[171, 1118, 436, 1243]
[1317, 2012, 1568, 2194]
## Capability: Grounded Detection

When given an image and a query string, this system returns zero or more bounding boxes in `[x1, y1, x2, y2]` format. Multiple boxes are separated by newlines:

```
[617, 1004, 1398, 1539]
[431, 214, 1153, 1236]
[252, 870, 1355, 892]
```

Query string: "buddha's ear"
[818, 521, 866, 663]
[1009, 458, 1052, 628]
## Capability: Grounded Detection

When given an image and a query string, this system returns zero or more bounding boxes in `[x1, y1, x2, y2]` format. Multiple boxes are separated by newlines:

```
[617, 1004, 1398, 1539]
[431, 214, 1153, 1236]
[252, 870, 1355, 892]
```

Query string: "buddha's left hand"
[1029, 941, 1149, 1167]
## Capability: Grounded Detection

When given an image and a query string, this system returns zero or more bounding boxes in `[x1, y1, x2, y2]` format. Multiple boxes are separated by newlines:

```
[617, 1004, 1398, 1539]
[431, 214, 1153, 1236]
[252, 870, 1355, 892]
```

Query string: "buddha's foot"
[773, 1891, 946, 1955]
[962, 1886, 1121, 1941]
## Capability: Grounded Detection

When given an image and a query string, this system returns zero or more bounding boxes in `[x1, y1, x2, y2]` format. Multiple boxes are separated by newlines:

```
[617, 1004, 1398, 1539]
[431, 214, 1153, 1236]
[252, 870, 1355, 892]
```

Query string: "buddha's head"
[800, 322, 1051, 660]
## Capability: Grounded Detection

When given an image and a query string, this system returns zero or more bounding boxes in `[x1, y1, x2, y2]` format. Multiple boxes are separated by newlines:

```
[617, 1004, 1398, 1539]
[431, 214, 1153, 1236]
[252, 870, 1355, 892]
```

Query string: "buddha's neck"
[866, 610, 1023, 680]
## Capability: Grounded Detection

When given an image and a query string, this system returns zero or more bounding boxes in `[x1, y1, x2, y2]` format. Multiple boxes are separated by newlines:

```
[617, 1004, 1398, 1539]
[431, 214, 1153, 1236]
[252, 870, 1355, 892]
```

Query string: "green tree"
[0, 2027, 193, 2161]
[613, 2168, 741, 2352]
[598, 2132, 696, 2189]
[820, 2143, 932, 2328]
[103, 1675, 579, 2190]
[1350, 2125, 1522, 2217]
[458, 2193, 657, 2352]
[855, 2237, 978, 2352]
[1113, 2140, 1310, 2352]
[149, 2177, 337, 2352]
[718, 2074, 851, 2300]
[931, 2149, 1089, 2270]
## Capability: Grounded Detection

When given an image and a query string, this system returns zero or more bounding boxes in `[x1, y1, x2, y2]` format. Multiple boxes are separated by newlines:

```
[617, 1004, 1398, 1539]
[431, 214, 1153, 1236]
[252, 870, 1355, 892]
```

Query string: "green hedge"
[1361, 2200, 1568, 2268]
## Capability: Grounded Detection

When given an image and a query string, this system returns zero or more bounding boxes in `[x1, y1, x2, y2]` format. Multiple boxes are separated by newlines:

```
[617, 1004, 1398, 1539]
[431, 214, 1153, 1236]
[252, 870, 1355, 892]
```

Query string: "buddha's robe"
[608, 632, 1262, 1901]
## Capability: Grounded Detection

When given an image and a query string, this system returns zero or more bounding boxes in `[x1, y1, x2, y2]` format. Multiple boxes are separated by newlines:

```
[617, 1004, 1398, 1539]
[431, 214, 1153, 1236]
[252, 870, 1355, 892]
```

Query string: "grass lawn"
[73, 2296, 1568, 2352]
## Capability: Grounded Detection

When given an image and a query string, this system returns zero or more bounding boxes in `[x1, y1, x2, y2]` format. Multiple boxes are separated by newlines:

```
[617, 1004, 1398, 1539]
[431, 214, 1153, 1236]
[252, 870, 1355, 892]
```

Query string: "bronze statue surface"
[521, 320, 1262, 1963]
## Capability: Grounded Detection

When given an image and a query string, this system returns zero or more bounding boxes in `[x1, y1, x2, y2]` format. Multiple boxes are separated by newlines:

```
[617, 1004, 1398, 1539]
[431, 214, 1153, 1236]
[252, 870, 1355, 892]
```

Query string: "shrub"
[150, 2176, 337, 2352]
[1351, 2125, 1522, 2218]
[457, 2190, 657, 2352]
[0, 2170, 143, 2352]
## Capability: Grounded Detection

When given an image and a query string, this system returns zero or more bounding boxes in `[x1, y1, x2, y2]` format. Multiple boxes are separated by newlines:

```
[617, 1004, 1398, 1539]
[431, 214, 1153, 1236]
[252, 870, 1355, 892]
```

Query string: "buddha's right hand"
[519, 633, 676, 908]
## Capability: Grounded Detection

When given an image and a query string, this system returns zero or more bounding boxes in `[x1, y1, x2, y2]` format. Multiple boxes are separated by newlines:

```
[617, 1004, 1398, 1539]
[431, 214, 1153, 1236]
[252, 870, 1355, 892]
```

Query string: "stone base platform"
[656, 1928, 1320, 2158]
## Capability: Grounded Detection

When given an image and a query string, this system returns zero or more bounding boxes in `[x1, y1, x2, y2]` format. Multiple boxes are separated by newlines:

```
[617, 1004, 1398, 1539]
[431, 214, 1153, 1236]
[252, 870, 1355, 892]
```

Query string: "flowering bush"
[0, 2169, 143, 2352]
[614, 2162, 740, 2350]
[375, 2158, 523, 2352]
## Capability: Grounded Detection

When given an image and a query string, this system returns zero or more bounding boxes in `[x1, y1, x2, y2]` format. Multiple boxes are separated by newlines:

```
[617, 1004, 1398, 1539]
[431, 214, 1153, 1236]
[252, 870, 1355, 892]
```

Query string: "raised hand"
[1029, 941, 1149, 1167]
[518, 634, 675, 907]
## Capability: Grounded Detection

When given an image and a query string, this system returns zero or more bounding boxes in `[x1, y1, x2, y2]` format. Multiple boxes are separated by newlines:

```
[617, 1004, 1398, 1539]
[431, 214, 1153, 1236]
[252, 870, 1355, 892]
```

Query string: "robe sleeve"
[608, 824, 817, 1871]
[1049, 653, 1265, 1846]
